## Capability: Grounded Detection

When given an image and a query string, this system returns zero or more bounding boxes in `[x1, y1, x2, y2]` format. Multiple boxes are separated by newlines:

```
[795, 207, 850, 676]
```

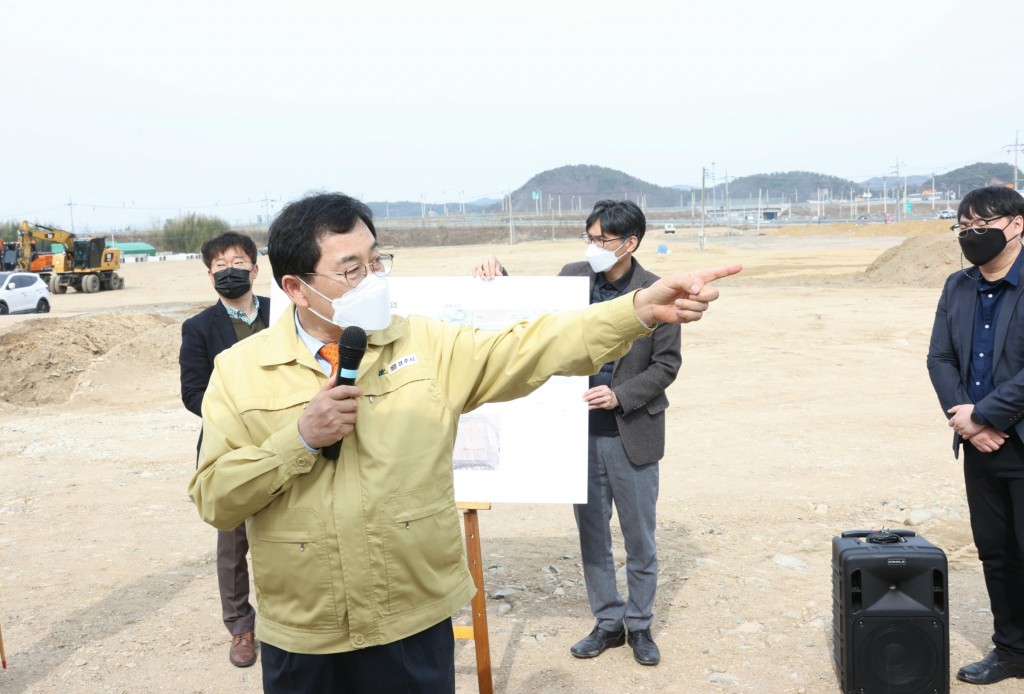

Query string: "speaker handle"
[840, 528, 916, 541]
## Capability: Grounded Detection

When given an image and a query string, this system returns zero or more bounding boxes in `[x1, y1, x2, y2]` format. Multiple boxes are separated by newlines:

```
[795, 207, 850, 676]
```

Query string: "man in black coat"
[474, 200, 681, 666]
[179, 232, 270, 668]
[927, 186, 1024, 685]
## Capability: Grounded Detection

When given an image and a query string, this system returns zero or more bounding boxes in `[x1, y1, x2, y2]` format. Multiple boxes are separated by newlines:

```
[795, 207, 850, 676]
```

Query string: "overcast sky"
[3, 0, 1022, 231]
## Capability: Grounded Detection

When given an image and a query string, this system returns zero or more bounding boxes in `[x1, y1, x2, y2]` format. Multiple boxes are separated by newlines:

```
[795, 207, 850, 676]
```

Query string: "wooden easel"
[454, 502, 493, 694]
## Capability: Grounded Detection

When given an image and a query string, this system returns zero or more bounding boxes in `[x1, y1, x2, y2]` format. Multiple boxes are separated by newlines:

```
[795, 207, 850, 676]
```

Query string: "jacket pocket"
[381, 481, 464, 615]
[250, 509, 338, 630]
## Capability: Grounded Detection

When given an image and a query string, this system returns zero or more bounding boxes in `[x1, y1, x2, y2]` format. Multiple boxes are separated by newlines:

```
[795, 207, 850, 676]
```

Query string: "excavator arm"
[17, 221, 75, 271]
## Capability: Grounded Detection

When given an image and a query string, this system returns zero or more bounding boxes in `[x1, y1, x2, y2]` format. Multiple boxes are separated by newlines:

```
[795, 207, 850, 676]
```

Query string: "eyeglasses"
[211, 258, 253, 271]
[306, 253, 394, 288]
[951, 217, 1007, 238]
[580, 233, 627, 249]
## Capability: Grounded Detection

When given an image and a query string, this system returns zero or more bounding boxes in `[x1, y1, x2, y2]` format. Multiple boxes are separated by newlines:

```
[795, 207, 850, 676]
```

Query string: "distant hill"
[863, 163, 1022, 198]
[935, 162, 1022, 197]
[364, 162, 1024, 218]
[715, 171, 861, 204]
[507, 164, 685, 213]
[862, 174, 931, 192]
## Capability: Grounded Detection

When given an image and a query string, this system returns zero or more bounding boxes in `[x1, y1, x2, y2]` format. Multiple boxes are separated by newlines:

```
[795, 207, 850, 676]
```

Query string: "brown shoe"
[229, 631, 257, 668]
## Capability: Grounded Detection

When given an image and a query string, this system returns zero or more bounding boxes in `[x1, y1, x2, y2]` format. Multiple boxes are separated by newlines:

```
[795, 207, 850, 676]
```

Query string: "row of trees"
[158, 213, 231, 253]
[0, 220, 21, 242]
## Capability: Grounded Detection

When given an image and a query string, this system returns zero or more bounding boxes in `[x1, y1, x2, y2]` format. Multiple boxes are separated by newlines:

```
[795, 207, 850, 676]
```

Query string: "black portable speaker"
[832, 529, 949, 694]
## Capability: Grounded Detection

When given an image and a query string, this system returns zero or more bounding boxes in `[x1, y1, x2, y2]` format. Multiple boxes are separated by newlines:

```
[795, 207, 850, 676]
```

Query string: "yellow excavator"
[17, 221, 123, 293]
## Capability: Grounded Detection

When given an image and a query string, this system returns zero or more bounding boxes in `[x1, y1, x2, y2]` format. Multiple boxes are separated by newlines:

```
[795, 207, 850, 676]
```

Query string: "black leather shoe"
[570, 626, 626, 658]
[627, 628, 660, 666]
[957, 650, 1024, 684]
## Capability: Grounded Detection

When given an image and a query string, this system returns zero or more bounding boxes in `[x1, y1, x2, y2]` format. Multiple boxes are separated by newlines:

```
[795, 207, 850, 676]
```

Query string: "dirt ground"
[1, 220, 1019, 692]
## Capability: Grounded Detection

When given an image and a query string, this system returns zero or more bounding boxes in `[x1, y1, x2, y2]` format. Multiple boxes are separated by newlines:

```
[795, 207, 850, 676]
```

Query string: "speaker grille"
[853, 617, 944, 694]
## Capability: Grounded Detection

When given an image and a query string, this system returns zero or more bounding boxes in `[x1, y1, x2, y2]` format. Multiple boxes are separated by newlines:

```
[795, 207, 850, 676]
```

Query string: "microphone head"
[338, 326, 368, 369]
[339, 325, 367, 351]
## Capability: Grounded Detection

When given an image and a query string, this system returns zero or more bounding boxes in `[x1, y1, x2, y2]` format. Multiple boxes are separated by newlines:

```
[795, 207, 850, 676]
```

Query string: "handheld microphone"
[323, 326, 367, 460]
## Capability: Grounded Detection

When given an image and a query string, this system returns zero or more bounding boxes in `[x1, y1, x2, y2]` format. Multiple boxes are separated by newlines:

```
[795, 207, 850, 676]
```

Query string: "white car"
[938, 209, 956, 220]
[663, 223, 676, 233]
[0, 271, 51, 315]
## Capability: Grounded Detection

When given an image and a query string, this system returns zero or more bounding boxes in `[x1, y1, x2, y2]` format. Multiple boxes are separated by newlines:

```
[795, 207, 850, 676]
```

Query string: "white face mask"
[585, 240, 627, 273]
[299, 272, 392, 331]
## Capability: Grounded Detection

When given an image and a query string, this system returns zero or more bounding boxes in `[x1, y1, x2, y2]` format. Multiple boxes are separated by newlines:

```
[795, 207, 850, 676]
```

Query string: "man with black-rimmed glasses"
[928, 185, 1024, 685]
[180, 231, 270, 668]
[475, 199, 680, 666]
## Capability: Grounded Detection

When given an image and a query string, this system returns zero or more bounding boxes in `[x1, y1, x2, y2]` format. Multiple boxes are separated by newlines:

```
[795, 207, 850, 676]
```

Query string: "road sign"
[531, 191, 540, 201]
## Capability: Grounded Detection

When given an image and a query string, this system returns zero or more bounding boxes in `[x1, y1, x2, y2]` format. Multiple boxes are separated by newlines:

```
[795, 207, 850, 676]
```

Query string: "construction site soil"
[2, 219, 1015, 693]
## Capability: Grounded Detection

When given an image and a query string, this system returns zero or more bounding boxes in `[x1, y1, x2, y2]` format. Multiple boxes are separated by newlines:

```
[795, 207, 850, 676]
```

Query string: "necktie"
[318, 343, 339, 377]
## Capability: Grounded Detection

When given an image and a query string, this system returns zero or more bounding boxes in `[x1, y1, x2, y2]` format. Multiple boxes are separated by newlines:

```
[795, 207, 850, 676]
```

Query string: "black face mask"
[213, 267, 252, 299]
[959, 224, 1014, 267]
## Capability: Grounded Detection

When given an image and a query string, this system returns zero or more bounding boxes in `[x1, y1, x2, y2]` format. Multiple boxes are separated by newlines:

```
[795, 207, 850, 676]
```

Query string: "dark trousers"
[574, 433, 659, 633]
[964, 437, 1024, 663]
[261, 618, 455, 694]
[218, 523, 255, 635]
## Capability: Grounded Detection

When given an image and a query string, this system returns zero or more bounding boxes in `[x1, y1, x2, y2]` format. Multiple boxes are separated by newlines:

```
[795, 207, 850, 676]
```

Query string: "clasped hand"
[948, 403, 1007, 453]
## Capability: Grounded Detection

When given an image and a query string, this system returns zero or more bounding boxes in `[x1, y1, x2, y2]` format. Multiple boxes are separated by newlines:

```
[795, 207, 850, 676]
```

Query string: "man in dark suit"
[179, 231, 270, 668]
[474, 200, 681, 666]
[927, 185, 1024, 686]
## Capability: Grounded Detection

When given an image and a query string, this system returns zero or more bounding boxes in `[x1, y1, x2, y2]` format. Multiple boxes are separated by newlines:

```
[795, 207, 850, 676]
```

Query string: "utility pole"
[724, 170, 731, 235]
[700, 167, 707, 251]
[261, 193, 277, 228]
[891, 160, 902, 222]
[903, 165, 908, 219]
[1004, 130, 1023, 190]
[508, 191, 516, 245]
[710, 162, 717, 211]
[66, 195, 75, 232]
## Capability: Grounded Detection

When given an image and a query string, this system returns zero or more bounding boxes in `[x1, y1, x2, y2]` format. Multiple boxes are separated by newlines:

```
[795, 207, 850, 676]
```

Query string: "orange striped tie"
[318, 343, 339, 377]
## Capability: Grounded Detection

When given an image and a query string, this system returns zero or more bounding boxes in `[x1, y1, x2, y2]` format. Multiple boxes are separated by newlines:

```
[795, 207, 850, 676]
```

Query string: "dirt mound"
[857, 233, 961, 287]
[0, 312, 181, 408]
